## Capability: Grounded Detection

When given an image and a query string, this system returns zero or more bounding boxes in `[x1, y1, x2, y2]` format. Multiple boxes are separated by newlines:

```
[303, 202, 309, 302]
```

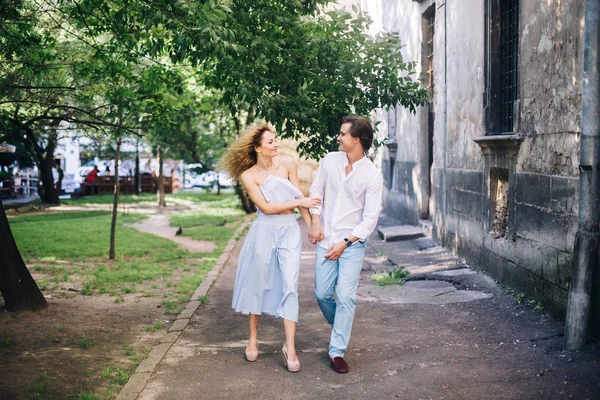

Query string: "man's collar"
[343, 154, 367, 167]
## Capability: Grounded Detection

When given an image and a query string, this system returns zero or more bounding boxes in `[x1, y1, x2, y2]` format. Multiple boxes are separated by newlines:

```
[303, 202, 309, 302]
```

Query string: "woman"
[219, 123, 320, 372]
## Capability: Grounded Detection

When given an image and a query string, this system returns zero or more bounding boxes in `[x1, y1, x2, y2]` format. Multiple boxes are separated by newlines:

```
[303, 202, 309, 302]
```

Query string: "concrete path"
[135, 219, 600, 400]
[129, 215, 216, 253]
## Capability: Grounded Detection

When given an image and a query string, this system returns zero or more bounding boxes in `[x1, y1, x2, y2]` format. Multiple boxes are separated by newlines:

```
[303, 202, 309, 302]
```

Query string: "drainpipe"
[441, 0, 448, 240]
[564, 0, 600, 351]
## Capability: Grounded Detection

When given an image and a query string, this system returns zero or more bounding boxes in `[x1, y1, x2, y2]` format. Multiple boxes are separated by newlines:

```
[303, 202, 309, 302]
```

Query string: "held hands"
[309, 224, 324, 244]
[299, 196, 321, 208]
[324, 240, 347, 261]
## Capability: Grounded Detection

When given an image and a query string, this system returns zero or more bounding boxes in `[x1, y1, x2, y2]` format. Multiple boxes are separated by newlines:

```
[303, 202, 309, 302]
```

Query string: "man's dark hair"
[340, 115, 374, 152]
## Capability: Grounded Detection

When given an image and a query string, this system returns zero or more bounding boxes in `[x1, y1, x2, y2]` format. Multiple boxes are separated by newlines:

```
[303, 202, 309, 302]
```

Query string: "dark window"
[425, 11, 435, 101]
[486, 0, 519, 134]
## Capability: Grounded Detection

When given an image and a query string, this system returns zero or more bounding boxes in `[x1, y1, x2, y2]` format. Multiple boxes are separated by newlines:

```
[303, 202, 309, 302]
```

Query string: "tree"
[0, 143, 46, 311]
[205, 3, 427, 160]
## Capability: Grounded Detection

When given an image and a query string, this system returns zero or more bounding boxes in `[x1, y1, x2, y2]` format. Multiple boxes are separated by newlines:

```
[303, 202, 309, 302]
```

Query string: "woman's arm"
[240, 171, 320, 215]
[284, 157, 312, 229]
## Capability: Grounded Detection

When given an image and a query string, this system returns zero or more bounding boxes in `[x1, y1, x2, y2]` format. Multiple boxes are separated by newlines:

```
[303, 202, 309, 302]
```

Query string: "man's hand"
[309, 224, 324, 244]
[324, 241, 347, 260]
[309, 215, 324, 244]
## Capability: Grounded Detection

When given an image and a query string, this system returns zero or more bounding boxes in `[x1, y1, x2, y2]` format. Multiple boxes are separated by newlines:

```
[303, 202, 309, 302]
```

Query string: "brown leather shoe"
[330, 356, 349, 373]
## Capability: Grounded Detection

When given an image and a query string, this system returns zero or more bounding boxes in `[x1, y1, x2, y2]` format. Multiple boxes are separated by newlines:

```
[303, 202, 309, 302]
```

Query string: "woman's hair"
[218, 122, 275, 180]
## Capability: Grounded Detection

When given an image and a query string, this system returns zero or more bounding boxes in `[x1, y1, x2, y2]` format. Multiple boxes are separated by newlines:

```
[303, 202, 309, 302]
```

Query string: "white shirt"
[309, 152, 383, 248]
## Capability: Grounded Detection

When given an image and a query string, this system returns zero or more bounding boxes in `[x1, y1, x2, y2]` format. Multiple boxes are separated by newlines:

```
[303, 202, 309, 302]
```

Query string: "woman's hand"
[299, 196, 321, 208]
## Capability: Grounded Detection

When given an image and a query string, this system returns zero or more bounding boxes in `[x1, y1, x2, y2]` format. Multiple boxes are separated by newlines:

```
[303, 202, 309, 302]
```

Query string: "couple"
[220, 115, 383, 374]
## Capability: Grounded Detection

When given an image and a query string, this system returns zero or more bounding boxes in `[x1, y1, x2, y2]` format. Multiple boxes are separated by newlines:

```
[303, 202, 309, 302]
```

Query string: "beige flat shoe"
[282, 344, 300, 372]
[245, 349, 258, 362]
[245, 342, 258, 362]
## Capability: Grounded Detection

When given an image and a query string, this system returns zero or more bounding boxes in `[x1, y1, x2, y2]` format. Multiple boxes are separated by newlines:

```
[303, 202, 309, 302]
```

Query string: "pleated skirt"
[231, 213, 302, 322]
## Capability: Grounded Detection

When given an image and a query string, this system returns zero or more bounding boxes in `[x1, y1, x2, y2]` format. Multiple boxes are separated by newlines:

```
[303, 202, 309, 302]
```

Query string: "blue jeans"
[314, 242, 366, 358]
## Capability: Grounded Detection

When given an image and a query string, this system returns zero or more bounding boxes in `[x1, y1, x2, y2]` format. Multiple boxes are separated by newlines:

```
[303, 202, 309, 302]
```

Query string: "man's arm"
[350, 174, 384, 241]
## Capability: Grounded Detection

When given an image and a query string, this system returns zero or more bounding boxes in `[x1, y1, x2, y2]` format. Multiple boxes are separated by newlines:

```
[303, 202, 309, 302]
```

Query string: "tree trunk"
[216, 172, 221, 195]
[55, 166, 64, 197]
[157, 146, 165, 207]
[134, 141, 140, 195]
[0, 199, 47, 311]
[109, 137, 122, 260]
[235, 180, 256, 214]
[37, 141, 59, 204]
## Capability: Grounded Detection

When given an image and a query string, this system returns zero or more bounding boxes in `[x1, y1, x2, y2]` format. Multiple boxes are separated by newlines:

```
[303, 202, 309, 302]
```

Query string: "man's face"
[337, 123, 358, 153]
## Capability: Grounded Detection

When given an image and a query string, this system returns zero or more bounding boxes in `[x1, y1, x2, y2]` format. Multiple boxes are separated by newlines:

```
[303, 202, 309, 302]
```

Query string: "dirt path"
[129, 215, 215, 253]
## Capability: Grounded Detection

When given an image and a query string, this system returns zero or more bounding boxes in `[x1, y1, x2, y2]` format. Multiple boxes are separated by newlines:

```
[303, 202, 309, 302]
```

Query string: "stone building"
[358, 0, 597, 335]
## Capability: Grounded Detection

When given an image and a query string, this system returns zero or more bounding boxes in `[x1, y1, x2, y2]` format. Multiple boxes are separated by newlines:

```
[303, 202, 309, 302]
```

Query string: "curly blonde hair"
[218, 122, 275, 180]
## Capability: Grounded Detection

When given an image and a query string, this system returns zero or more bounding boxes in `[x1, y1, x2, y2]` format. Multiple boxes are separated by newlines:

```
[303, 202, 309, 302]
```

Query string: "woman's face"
[256, 130, 279, 157]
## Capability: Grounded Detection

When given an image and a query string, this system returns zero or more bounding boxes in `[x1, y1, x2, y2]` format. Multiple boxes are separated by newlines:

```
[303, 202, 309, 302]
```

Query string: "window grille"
[497, 0, 519, 133]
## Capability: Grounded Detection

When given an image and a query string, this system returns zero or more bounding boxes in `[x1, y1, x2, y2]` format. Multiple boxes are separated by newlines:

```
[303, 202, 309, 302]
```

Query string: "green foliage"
[143, 322, 165, 332]
[26, 372, 51, 400]
[78, 391, 101, 400]
[371, 265, 410, 286]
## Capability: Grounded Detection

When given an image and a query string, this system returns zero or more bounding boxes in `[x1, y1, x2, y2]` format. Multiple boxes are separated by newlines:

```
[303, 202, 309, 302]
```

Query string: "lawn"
[60, 189, 236, 206]
[1, 194, 247, 399]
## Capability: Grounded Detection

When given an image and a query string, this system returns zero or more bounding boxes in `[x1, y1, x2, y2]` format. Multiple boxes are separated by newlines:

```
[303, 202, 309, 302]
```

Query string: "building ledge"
[473, 135, 523, 150]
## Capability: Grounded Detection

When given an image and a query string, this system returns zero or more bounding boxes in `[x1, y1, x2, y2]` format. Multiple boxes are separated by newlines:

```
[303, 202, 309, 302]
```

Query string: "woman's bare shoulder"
[240, 169, 259, 185]
[277, 155, 296, 169]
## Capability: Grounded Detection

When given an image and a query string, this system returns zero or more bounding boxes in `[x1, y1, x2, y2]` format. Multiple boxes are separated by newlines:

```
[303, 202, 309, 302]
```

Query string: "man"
[84, 165, 99, 195]
[309, 115, 384, 373]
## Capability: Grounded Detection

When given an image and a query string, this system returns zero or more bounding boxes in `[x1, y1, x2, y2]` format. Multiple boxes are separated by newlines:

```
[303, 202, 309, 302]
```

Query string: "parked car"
[183, 170, 232, 189]
[60, 173, 79, 194]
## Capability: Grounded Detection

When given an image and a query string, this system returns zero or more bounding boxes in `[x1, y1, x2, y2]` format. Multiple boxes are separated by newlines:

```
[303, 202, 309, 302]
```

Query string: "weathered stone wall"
[366, 0, 597, 333]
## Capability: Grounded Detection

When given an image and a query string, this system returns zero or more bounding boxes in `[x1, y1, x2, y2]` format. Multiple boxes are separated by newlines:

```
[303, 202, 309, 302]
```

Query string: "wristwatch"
[343, 238, 352, 247]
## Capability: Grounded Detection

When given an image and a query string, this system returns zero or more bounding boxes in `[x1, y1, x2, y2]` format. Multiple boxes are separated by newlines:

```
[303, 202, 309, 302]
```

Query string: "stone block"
[459, 170, 484, 193]
[116, 372, 151, 400]
[168, 318, 190, 332]
[452, 189, 484, 220]
[516, 173, 551, 208]
[514, 203, 568, 251]
[179, 308, 195, 319]
[550, 176, 578, 215]
[378, 225, 424, 242]
[160, 331, 181, 344]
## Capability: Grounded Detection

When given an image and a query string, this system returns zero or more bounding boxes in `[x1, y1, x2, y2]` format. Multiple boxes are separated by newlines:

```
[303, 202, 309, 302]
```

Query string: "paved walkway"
[134, 217, 600, 400]
[130, 215, 216, 253]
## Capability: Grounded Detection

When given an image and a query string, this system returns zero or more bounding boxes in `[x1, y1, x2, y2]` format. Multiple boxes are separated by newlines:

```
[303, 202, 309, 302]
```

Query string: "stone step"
[378, 225, 425, 242]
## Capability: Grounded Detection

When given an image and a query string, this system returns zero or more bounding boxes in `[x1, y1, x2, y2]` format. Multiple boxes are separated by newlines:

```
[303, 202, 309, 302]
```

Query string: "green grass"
[10, 212, 166, 261]
[371, 265, 410, 286]
[79, 338, 90, 348]
[61, 193, 158, 205]
[26, 372, 51, 399]
[61, 191, 235, 206]
[78, 391, 101, 400]
[143, 322, 164, 332]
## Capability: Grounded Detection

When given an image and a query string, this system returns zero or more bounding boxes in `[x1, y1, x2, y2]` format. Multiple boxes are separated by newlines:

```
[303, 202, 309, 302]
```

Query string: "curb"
[116, 215, 253, 400]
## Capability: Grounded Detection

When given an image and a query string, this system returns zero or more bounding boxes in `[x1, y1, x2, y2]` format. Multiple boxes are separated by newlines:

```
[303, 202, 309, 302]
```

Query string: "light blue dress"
[231, 175, 303, 322]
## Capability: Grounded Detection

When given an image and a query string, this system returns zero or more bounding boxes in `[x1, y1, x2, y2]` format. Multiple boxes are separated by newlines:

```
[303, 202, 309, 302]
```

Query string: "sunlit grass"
[10, 212, 173, 261]
[60, 190, 236, 206]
